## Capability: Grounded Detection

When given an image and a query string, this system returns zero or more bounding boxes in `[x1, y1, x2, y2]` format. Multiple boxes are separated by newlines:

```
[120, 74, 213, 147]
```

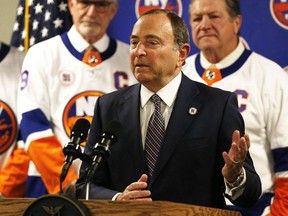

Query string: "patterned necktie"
[145, 94, 165, 178]
[82, 45, 102, 67]
[202, 64, 222, 85]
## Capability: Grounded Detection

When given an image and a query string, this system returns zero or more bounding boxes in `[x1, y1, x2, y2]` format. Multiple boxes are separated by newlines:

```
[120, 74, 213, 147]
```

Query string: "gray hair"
[190, 0, 240, 18]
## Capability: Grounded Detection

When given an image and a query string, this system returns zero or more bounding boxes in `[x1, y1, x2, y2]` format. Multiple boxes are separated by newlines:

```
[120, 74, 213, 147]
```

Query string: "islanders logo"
[0, 100, 17, 154]
[135, 0, 182, 18]
[270, 0, 288, 30]
[62, 91, 104, 140]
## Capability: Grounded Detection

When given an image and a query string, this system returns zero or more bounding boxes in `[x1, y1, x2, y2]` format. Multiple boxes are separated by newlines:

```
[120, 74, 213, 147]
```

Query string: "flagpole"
[24, 0, 29, 52]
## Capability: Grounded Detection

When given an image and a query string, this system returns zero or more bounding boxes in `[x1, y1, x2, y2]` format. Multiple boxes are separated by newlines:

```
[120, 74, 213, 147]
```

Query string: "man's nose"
[86, 4, 98, 17]
[133, 43, 146, 57]
[200, 16, 212, 29]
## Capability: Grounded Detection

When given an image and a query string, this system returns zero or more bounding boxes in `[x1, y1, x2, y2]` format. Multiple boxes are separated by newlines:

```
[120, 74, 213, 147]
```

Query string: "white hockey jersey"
[17, 26, 137, 197]
[183, 42, 288, 215]
[0, 43, 29, 197]
[0, 43, 24, 169]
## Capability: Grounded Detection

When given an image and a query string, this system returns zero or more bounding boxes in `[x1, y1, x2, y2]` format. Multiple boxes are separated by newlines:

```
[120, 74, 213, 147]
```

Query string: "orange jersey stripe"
[0, 146, 29, 197]
[267, 177, 288, 216]
[28, 136, 78, 194]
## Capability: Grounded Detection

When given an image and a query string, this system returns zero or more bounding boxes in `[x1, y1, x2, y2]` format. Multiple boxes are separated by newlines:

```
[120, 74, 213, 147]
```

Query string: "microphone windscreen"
[71, 118, 91, 142]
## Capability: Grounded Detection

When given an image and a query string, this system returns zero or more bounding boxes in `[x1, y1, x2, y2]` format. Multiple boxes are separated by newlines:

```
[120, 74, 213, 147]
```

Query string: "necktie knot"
[151, 94, 161, 110]
[85, 45, 98, 52]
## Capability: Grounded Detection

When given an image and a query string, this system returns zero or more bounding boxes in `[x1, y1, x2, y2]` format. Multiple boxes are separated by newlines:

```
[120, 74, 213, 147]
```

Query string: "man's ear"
[233, 15, 242, 35]
[177, 43, 191, 67]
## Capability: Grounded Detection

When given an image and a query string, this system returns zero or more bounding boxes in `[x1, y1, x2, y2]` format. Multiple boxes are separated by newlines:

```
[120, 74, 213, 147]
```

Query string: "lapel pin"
[188, 107, 197, 115]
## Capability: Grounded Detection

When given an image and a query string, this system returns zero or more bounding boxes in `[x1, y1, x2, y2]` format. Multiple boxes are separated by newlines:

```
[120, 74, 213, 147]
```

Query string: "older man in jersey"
[15, 0, 137, 198]
[0, 42, 27, 198]
[184, 0, 288, 215]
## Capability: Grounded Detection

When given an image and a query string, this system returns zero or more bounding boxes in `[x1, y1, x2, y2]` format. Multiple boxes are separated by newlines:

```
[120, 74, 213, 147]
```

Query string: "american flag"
[11, 0, 73, 52]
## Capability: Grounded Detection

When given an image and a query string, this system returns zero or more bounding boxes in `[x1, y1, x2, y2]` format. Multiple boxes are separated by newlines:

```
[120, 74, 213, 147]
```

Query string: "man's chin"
[198, 39, 218, 50]
[79, 27, 101, 37]
[199, 43, 218, 53]
[134, 73, 150, 83]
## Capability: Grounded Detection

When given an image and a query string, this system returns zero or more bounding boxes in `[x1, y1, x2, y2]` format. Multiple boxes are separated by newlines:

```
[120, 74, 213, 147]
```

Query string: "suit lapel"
[117, 85, 147, 174]
[149, 75, 203, 185]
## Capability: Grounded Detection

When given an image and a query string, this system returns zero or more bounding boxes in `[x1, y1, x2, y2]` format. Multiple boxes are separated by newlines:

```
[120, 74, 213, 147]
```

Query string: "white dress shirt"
[140, 72, 182, 148]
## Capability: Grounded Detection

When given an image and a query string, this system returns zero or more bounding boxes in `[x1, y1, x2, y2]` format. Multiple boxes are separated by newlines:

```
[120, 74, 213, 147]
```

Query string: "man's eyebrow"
[130, 35, 138, 40]
[130, 34, 159, 39]
[129, 34, 163, 43]
[145, 34, 161, 40]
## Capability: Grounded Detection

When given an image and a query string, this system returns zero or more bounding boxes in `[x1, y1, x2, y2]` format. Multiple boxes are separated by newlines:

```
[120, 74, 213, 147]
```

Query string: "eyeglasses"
[76, 1, 114, 13]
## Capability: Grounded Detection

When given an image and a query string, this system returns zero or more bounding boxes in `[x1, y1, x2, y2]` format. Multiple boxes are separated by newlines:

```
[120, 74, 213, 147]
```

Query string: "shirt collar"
[140, 72, 182, 108]
[200, 39, 245, 69]
[67, 25, 110, 53]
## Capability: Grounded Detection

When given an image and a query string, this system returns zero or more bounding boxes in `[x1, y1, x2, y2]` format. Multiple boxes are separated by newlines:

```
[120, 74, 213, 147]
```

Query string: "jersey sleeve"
[265, 68, 288, 215]
[17, 43, 78, 194]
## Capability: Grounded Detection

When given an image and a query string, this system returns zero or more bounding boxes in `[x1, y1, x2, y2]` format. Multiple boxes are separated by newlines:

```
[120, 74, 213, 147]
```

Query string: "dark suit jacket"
[76, 73, 261, 209]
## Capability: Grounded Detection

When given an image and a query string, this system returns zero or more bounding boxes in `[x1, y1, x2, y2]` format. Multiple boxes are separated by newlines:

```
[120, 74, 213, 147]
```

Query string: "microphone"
[60, 118, 91, 184]
[86, 121, 122, 182]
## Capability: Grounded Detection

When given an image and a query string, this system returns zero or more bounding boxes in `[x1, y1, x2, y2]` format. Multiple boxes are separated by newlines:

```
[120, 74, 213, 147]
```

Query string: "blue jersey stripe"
[20, 108, 51, 142]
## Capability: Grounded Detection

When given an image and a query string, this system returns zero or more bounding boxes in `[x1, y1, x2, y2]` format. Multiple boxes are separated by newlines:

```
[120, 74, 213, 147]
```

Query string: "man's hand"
[116, 174, 152, 201]
[222, 130, 250, 183]
[63, 180, 77, 197]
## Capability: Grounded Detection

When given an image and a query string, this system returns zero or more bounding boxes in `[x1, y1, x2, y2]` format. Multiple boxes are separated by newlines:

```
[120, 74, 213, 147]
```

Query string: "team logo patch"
[59, 70, 75, 85]
[270, 0, 288, 30]
[0, 100, 17, 154]
[135, 0, 182, 18]
[62, 91, 105, 142]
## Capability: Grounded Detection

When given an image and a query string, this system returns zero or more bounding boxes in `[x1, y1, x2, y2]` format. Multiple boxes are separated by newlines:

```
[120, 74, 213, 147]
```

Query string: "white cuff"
[112, 192, 122, 201]
[224, 168, 246, 200]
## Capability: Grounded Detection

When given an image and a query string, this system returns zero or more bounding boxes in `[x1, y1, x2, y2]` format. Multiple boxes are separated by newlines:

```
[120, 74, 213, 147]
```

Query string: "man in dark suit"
[76, 9, 261, 209]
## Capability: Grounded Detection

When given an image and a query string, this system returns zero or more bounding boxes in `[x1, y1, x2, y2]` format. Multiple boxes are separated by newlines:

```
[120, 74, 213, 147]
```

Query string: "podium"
[0, 197, 241, 216]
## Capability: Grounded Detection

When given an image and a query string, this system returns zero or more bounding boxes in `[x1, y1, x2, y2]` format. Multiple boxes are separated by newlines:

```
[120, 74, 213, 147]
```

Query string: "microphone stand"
[83, 142, 111, 200]
[81, 121, 122, 200]
[59, 118, 90, 193]
[60, 142, 82, 193]
[60, 150, 91, 193]
[85, 182, 91, 200]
